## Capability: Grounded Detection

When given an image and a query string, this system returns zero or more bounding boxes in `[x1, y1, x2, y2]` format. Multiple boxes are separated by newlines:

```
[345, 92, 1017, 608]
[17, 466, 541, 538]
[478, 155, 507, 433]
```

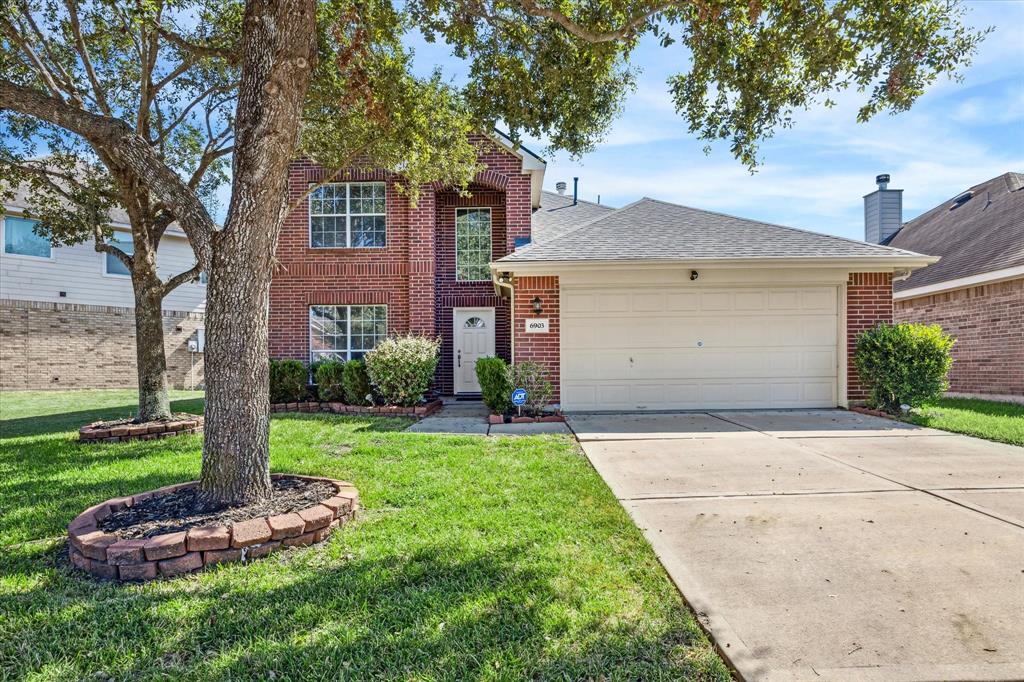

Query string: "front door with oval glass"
[454, 308, 496, 393]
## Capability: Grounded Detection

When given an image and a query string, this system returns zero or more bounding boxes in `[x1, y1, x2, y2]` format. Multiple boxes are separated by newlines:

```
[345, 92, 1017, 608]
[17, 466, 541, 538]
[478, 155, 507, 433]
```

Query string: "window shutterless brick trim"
[512, 276, 560, 403]
[846, 272, 894, 403]
[894, 277, 1023, 397]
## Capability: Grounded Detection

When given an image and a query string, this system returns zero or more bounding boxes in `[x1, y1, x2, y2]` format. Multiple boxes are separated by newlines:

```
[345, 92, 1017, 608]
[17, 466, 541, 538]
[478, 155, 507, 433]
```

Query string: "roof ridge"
[512, 198, 644, 258]
[539, 190, 610, 209]
[615, 197, 923, 258]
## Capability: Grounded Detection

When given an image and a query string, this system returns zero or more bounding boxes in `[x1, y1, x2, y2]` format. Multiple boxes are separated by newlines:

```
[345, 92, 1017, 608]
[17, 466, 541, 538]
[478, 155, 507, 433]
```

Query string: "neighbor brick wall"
[513, 276, 560, 403]
[845, 272, 894, 403]
[0, 299, 204, 391]
[894, 277, 1024, 398]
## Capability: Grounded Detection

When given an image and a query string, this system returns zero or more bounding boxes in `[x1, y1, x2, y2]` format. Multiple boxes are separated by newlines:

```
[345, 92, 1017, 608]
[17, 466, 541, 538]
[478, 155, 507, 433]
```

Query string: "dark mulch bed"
[100, 477, 335, 539]
[89, 412, 200, 429]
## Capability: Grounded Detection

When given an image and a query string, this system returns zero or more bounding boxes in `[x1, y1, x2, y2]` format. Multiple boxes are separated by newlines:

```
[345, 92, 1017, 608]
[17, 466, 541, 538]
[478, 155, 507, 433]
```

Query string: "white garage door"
[561, 285, 839, 411]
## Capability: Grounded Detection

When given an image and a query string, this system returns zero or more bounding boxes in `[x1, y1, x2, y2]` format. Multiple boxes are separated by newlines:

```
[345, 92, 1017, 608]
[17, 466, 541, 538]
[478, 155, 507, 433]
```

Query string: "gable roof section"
[886, 172, 1024, 292]
[531, 191, 615, 243]
[503, 197, 930, 265]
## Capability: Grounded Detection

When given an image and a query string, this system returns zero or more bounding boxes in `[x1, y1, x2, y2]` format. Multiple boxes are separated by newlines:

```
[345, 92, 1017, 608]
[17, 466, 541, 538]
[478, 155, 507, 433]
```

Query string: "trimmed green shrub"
[365, 335, 441, 406]
[269, 359, 308, 404]
[476, 357, 512, 414]
[342, 358, 374, 406]
[854, 322, 955, 414]
[314, 359, 347, 402]
[509, 361, 554, 416]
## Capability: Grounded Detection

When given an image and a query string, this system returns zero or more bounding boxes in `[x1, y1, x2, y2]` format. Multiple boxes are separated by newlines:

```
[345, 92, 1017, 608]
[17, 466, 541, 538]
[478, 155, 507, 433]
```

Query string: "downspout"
[492, 270, 516, 362]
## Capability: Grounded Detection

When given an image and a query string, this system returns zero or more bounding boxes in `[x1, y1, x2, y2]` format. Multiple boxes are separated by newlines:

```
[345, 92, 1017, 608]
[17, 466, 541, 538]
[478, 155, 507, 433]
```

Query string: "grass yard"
[904, 397, 1024, 446]
[0, 390, 728, 681]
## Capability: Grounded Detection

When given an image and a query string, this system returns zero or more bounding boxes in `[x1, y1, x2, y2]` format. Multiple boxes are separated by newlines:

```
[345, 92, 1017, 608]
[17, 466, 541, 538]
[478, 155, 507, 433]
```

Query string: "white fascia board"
[893, 264, 1024, 300]
[491, 255, 939, 275]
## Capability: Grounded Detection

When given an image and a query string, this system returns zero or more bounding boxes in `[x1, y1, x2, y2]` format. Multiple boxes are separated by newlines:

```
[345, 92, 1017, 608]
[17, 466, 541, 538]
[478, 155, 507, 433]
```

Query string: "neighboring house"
[270, 132, 934, 410]
[866, 172, 1024, 401]
[0, 182, 206, 391]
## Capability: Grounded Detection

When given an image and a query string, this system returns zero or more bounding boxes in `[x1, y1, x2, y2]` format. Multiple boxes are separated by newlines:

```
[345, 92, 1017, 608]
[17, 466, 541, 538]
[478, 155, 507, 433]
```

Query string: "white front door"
[454, 307, 496, 393]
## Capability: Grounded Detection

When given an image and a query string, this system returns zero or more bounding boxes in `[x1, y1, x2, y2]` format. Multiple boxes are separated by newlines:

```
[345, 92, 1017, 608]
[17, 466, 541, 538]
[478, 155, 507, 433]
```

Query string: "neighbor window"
[3, 216, 51, 259]
[104, 231, 133, 276]
[309, 182, 386, 248]
[309, 305, 387, 361]
[455, 208, 492, 281]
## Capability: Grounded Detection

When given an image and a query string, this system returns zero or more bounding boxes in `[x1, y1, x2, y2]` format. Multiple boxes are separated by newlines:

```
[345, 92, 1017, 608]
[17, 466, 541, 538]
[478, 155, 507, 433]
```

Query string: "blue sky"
[409, 0, 1024, 241]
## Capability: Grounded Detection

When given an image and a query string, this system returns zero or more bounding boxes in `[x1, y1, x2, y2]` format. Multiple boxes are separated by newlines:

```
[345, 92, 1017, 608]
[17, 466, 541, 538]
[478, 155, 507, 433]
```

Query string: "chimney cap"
[876, 173, 890, 189]
[555, 181, 567, 195]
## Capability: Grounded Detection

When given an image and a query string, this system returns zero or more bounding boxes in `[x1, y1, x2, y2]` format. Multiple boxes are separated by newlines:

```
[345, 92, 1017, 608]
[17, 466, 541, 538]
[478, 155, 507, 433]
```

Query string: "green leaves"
[854, 322, 956, 414]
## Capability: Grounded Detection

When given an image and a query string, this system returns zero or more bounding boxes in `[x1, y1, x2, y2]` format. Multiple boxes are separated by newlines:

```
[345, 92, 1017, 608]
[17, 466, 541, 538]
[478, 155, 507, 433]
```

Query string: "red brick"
[69, 548, 90, 571]
[266, 513, 305, 539]
[297, 505, 334, 532]
[110, 426, 129, 437]
[119, 562, 158, 581]
[313, 519, 340, 542]
[144, 531, 187, 560]
[203, 548, 243, 566]
[187, 526, 230, 551]
[89, 560, 119, 579]
[231, 518, 272, 548]
[106, 538, 148, 565]
[246, 541, 281, 559]
[158, 551, 203, 576]
[76, 531, 118, 561]
[319, 497, 351, 516]
[282, 531, 316, 547]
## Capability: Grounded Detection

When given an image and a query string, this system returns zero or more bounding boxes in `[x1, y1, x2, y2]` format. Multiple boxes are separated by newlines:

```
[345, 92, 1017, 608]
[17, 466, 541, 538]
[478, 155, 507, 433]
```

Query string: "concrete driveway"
[568, 410, 1024, 682]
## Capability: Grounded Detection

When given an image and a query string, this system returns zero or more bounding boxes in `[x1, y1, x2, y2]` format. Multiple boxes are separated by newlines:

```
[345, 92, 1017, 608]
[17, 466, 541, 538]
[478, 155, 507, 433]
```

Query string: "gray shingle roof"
[887, 172, 1024, 291]
[531, 190, 615, 243]
[505, 197, 927, 263]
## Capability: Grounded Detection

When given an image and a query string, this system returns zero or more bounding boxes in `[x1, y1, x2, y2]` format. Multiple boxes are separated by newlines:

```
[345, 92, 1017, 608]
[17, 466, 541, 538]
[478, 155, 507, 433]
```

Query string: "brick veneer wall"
[269, 135, 531, 397]
[0, 299, 204, 391]
[894, 277, 1024, 398]
[513, 276, 560, 403]
[846, 272, 894, 403]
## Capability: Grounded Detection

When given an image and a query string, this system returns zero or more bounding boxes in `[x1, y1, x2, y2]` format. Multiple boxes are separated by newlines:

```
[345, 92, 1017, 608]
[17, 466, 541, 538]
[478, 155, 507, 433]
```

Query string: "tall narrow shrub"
[476, 357, 513, 414]
[269, 359, 308, 404]
[314, 359, 347, 402]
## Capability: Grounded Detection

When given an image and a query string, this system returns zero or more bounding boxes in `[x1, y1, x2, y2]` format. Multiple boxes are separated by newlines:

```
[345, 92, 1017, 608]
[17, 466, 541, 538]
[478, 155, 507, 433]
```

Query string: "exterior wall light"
[690, 270, 699, 281]
[531, 296, 543, 314]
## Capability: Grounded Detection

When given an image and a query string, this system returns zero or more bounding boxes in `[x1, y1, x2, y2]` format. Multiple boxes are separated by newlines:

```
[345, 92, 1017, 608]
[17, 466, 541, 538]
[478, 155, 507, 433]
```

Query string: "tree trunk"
[133, 264, 173, 422]
[197, 0, 317, 507]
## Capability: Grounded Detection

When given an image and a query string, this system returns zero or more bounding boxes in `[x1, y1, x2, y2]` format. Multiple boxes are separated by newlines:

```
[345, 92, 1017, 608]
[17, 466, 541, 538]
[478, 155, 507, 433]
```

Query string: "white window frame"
[102, 229, 133, 278]
[1, 214, 54, 261]
[308, 304, 388, 362]
[455, 207, 493, 282]
[308, 181, 387, 249]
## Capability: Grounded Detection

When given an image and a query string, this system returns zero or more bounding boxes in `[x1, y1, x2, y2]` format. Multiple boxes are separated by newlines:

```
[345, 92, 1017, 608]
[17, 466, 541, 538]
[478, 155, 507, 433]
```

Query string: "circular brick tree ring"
[67, 474, 359, 581]
[79, 415, 204, 444]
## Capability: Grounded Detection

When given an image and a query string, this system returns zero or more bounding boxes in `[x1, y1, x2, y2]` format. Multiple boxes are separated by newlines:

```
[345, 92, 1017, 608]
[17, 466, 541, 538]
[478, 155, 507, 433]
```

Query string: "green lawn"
[904, 397, 1024, 446]
[0, 390, 727, 681]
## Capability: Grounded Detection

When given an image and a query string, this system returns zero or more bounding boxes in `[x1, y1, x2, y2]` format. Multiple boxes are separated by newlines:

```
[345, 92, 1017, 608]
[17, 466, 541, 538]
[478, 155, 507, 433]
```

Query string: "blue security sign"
[511, 388, 527, 406]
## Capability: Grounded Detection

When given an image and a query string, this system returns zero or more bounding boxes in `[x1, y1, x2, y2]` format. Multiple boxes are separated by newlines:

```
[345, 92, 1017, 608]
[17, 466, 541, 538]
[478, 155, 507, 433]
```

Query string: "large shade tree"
[0, 0, 236, 421]
[0, 0, 986, 506]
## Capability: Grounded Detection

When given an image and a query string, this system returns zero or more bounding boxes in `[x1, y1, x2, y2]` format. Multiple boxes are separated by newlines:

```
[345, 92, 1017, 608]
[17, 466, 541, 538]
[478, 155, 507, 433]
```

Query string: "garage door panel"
[561, 283, 840, 411]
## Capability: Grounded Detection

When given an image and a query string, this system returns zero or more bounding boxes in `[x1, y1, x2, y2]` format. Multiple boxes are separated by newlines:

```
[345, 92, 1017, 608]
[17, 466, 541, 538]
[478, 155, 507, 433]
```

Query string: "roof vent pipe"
[573, 177, 578, 205]
[555, 181, 567, 195]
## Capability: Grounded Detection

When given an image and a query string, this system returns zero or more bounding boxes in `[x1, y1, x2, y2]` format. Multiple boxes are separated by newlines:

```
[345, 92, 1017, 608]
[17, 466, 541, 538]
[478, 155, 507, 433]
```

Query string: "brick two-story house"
[269, 133, 936, 410]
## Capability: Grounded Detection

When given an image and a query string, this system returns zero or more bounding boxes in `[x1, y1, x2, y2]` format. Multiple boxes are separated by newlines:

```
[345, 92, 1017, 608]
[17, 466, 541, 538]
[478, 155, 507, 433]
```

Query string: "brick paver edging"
[79, 416, 203, 443]
[67, 475, 359, 581]
[848, 406, 897, 420]
[487, 414, 566, 425]
[270, 398, 443, 418]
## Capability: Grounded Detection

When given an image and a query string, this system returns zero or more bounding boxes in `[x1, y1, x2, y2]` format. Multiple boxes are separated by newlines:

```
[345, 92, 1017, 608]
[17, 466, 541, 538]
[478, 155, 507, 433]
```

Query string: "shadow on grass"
[0, 397, 206, 439]
[0, 541, 721, 680]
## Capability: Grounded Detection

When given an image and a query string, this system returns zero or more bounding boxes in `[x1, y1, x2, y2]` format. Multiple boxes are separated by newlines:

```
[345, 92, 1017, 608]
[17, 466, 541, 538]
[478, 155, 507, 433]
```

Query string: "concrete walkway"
[405, 401, 571, 436]
[569, 410, 1024, 682]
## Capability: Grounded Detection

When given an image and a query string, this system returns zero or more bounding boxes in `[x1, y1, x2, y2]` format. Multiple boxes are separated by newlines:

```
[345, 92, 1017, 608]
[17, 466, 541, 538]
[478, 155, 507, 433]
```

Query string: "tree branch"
[156, 25, 240, 66]
[162, 262, 203, 296]
[0, 78, 216, 269]
[513, 0, 678, 43]
[63, 0, 112, 115]
[93, 227, 133, 270]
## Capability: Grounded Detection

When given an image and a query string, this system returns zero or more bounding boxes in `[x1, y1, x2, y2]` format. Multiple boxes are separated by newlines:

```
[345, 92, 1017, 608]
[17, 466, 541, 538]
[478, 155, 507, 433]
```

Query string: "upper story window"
[198, 271, 208, 285]
[309, 182, 386, 248]
[455, 208, 492, 281]
[310, 304, 387, 361]
[3, 216, 52, 259]
[104, 231, 133, 276]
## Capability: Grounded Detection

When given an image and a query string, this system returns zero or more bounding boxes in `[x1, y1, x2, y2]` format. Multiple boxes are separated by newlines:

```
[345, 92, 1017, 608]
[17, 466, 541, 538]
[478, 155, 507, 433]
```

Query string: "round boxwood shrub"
[314, 359, 347, 402]
[476, 356, 512, 414]
[269, 359, 308, 404]
[342, 358, 374, 406]
[365, 335, 441, 407]
[509, 361, 554, 416]
[854, 322, 955, 414]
